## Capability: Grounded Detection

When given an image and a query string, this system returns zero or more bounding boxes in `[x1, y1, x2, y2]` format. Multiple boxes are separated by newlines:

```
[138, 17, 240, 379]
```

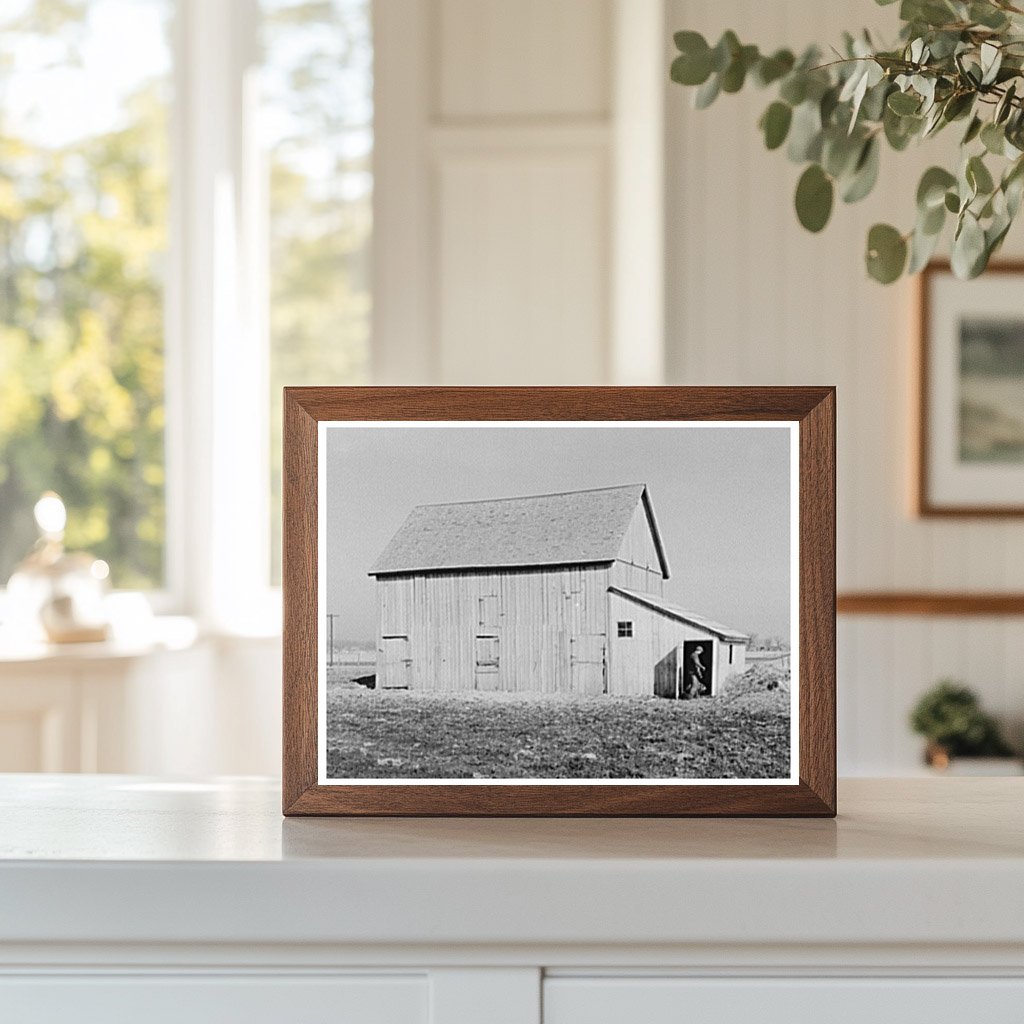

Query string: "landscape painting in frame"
[317, 421, 799, 786]
[920, 262, 1024, 515]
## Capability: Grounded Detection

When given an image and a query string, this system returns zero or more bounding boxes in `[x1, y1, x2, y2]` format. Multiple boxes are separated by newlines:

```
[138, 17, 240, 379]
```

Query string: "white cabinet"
[0, 638, 211, 773]
[1, 975, 428, 1024]
[544, 978, 1024, 1024]
[1, 777, 1023, 1023]
[0, 627, 282, 776]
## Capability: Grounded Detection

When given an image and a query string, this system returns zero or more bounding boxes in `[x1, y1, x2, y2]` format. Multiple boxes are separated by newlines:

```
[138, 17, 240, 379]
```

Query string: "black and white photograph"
[318, 422, 797, 784]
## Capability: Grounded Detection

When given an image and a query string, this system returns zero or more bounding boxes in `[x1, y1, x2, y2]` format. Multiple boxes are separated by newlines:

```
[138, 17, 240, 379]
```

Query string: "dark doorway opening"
[682, 640, 712, 698]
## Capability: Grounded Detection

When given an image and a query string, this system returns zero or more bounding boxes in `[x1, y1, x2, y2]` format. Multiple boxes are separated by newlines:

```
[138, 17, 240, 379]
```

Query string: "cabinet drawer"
[544, 977, 1024, 1024]
[0, 974, 427, 1024]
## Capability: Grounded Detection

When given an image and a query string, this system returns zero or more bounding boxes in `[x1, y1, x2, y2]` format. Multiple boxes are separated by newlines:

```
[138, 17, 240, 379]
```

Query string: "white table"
[1, 776, 1023, 1023]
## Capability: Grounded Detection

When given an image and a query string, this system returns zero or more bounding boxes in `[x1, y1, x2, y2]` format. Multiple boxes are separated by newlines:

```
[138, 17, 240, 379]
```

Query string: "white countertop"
[2, 776, 1022, 950]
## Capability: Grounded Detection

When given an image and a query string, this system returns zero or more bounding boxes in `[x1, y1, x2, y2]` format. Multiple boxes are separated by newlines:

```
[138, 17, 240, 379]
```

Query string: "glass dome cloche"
[5, 492, 111, 644]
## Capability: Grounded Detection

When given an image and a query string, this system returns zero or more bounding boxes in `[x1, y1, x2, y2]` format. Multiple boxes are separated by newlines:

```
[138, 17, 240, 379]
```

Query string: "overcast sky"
[324, 424, 792, 643]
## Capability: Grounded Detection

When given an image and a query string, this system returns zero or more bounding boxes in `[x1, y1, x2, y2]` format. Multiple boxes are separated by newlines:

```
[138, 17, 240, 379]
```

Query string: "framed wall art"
[282, 387, 836, 816]
[918, 261, 1024, 517]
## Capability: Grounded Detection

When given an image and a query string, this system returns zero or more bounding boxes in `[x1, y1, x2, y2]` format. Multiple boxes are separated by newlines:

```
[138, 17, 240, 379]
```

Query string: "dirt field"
[325, 667, 791, 780]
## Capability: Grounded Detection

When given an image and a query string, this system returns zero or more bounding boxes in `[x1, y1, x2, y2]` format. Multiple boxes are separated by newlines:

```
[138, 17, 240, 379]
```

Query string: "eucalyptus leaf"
[866, 223, 908, 283]
[996, 82, 1017, 124]
[962, 115, 983, 145]
[927, 30, 963, 60]
[952, 212, 987, 278]
[908, 221, 942, 273]
[970, 2, 1009, 29]
[913, 75, 937, 111]
[884, 106, 922, 150]
[721, 44, 759, 92]
[860, 79, 892, 122]
[922, 102, 946, 137]
[779, 73, 807, 106]
[822, 128, 863, 178]
[967, 154, 995, 195]
[888, 90, 921, 115]
[921, 200, 946, 235]
[942, 91, 974, 122]
[981, 121, 1006, 155]
[710, 31, 740, 73]
[842, 137, 881, 203]
[760, 101, 793, 150]
[917, 166, 957, 210]
[694, 73, 721, 109]
[671, 52, 711, 87]
[795, 164, 834, 232]
[1004, 158, 1024, 215]
[904, 0, 958, 28]
[1006, 173, 1024, 218]
[754, 49, 795, 87]
[787, 101, 823, 162]
[980, 42, 1003, 86]
[820, 85, 841, 126]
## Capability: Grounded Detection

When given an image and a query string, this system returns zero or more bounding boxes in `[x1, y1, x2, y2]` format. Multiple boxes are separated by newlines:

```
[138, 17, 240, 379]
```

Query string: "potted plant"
[670, 0, 1024, 283]
[909, 680, 1020, 772]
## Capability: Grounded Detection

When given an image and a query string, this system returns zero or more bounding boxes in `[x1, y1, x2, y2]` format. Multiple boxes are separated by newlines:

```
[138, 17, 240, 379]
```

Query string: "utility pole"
[327, 613, 338, 666]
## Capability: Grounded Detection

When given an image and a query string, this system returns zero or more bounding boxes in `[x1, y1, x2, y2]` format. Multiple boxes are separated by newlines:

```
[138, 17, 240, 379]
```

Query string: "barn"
[367, 484, 749, 696]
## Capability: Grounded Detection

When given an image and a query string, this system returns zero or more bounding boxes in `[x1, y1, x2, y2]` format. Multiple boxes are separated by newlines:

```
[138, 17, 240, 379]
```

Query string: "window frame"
[0, 0, 276, 628]
[163, 0, 276, 631]
[617, 620, 634, 638]
[0, 0, 184, 615]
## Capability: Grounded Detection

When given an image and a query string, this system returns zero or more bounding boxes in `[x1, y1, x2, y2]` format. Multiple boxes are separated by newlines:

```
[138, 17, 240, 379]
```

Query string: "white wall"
[374, 0, 1024, 775]
[665, 0, 1024, 772]
[373, 0, 665, 386]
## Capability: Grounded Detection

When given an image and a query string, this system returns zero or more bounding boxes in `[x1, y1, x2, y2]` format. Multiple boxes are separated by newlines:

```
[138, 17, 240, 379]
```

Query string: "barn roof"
[609, 586, 750, 643]
[369, 484, 671, 578]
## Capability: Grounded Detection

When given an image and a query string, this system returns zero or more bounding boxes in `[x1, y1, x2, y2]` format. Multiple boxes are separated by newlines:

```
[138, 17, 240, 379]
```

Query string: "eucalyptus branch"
[670, 0, 1024, 283]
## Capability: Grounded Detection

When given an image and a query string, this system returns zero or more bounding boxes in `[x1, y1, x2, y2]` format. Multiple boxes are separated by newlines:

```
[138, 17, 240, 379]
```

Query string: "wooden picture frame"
[917, 260, 1024, 517]
[283, 387, 836, 817]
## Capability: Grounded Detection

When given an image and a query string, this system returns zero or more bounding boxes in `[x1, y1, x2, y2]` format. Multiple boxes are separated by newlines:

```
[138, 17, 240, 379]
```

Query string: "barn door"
[381, 636, 411, 689]
[474, 635, 500, 690]
[682, 640, 713, 698]
[571, 634, 606, 695]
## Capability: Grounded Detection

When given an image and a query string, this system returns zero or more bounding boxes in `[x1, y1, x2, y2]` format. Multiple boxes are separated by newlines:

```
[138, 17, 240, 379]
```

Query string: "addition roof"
[609, 586, 750, 643]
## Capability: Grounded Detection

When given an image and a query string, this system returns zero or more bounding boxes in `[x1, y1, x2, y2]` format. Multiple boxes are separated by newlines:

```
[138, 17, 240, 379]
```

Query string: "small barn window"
[475, 635, 499, 672]
[478, 595, 499, 630]
[728, 644, 734, 664]
[617, 621, 633, 638]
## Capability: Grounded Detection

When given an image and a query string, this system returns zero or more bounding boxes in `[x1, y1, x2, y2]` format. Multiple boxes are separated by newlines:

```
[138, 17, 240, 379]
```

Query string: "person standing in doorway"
[687, 645, 706, 698]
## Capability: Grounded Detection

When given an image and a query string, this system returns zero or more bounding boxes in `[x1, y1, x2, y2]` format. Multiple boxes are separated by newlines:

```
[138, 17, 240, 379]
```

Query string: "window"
[0, 0, 172, 589]
[475, 635, 499, 672]
[262, 0, 372, 582]
[728, 644, 734, 665]
[0, 0, 374, 624]
[617, 621, 633, 638]
[478, 594, 498, 630]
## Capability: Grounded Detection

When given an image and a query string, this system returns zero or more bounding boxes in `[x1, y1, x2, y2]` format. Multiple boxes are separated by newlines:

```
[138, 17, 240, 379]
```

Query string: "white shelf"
[2, 775, 1023, 1020]
[1, 776, 1022, 950]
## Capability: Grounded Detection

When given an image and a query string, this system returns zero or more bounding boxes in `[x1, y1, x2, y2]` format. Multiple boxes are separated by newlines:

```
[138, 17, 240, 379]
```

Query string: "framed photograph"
[283, 387, 835, 816]
[918, 261, 1024, 516]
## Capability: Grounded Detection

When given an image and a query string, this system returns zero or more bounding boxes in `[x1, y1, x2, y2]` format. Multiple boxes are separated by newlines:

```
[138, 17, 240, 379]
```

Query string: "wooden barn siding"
[376, 565, 610, 691]
[608, 560, 663, 595]
[613, 502, 666, 596]
[607, 591, 744, 696]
